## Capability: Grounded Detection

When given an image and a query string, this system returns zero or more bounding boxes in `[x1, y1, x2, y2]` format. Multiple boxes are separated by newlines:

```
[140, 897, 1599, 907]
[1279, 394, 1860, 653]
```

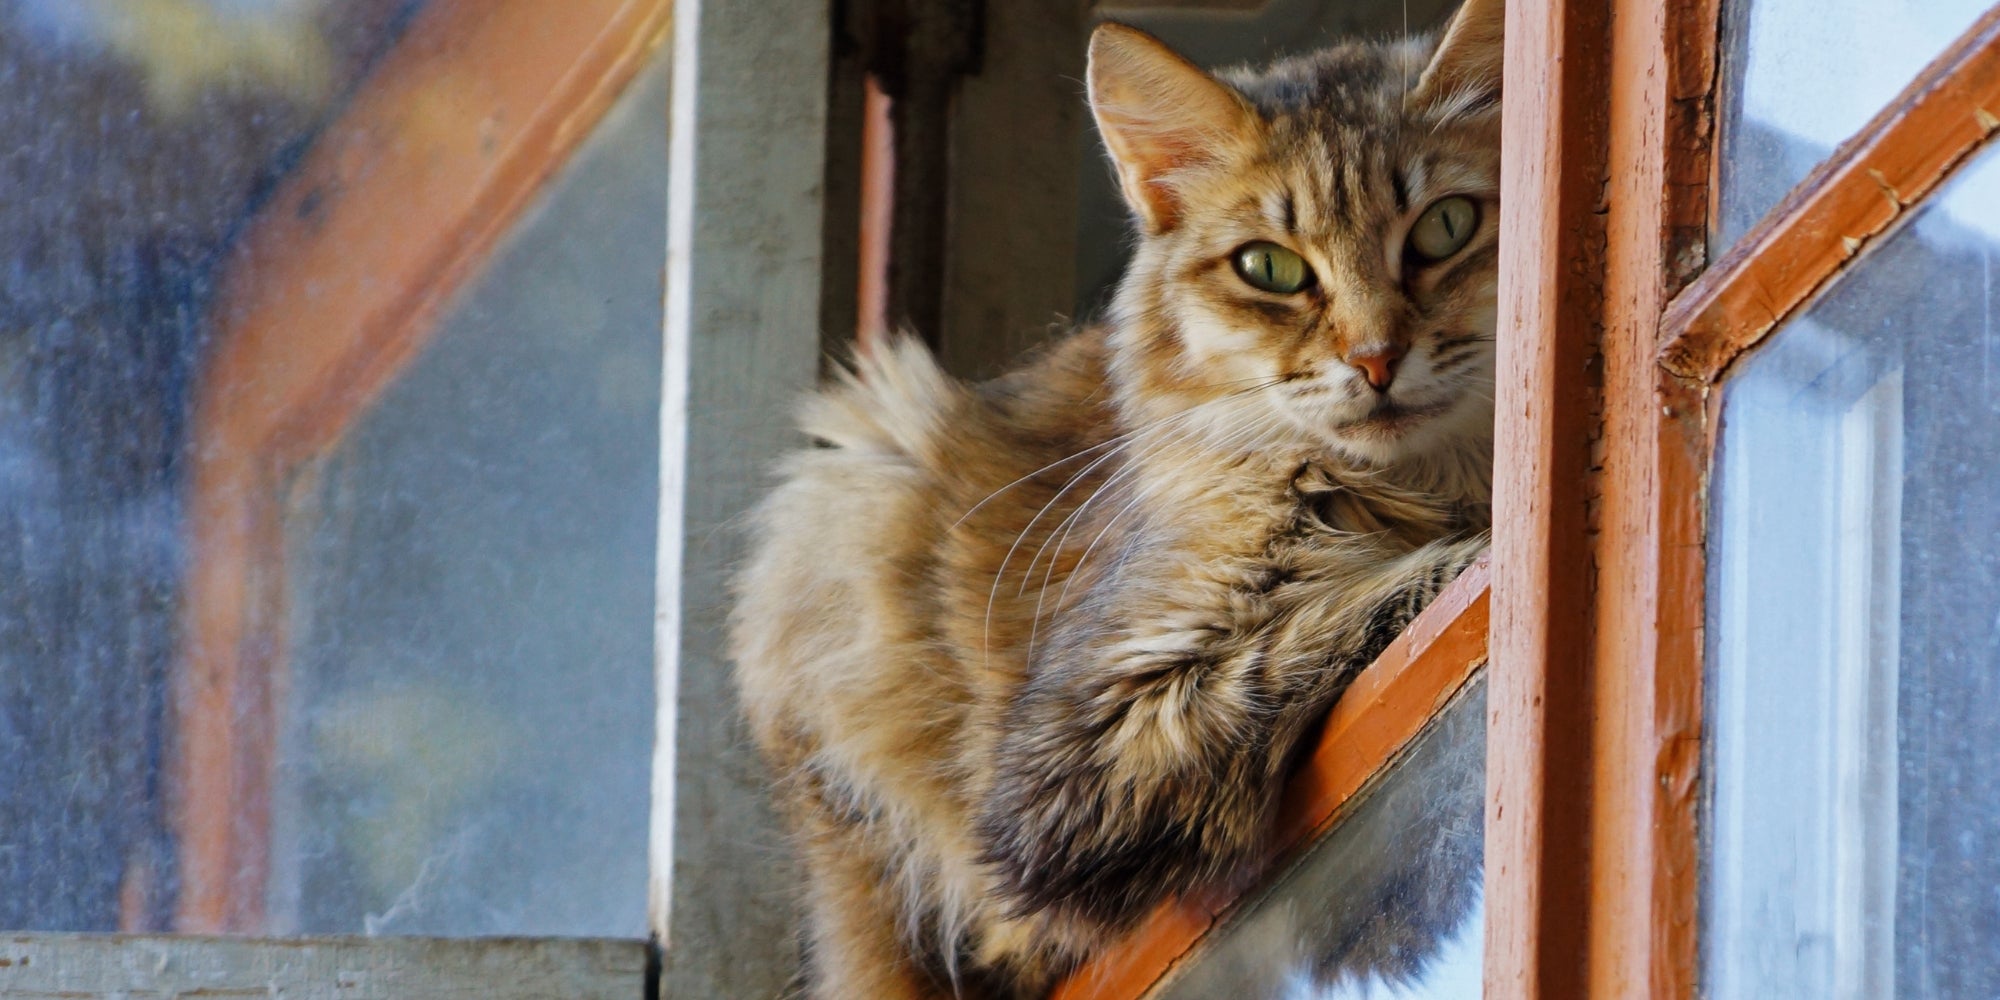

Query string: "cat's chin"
[1320, 427, 1434, 468]
[1308, 398, 1485, 469]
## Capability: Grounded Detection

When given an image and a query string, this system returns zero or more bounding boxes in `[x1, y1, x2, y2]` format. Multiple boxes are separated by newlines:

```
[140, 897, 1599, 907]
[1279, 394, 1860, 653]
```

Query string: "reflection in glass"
[1708, 146, 2000, 998]
[0, 0, 662, 939]
[1716, 0, 1989, 246]
[1153, 677, 1485, 1000]
[268, 60, 666, 938]
[0, 0, 421, 933]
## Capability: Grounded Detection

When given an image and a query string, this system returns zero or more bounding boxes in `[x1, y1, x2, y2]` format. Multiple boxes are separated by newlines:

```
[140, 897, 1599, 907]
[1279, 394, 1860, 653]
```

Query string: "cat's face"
[1092, 0, 1501, 469]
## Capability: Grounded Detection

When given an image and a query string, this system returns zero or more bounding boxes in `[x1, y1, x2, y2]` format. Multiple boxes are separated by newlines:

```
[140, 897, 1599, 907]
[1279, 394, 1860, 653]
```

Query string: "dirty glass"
[1151, 676, 1486, 1000]
[0, 0, 662, 939]
[269, 61, 665, 938]
[1707, 146, 2000, 998]
[1715, 0, 1989, 247]
[0, 0, 425, 933]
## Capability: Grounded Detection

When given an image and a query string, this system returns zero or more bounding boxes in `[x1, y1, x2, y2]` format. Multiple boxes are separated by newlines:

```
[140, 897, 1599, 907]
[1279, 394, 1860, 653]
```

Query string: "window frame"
[1485, 0, 1718, 993]
[654, 0, 836, 993]
[0, 934, 650, 999]
[1493, 0, 2000, 996]
[14, 0, 2000, 994]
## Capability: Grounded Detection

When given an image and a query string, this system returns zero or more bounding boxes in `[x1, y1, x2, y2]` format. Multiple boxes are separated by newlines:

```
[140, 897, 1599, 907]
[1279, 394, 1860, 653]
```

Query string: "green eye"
[1232, 242, 1315, 294]
[1407, 196, 1480, 263]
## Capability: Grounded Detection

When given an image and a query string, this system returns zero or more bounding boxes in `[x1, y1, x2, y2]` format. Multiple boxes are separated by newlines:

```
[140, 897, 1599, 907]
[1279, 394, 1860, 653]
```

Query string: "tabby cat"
[731, 2, 1502, 995]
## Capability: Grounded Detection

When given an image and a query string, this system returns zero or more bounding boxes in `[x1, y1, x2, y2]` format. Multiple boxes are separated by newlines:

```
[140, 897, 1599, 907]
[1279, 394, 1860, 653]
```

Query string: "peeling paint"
[1866, 167, 1907, 209]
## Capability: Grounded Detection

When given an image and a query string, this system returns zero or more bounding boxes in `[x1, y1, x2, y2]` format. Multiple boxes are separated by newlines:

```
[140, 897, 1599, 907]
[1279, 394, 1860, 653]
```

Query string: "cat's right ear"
[1088, 23, 1259, 233]
[1411, 0, 1504, 115]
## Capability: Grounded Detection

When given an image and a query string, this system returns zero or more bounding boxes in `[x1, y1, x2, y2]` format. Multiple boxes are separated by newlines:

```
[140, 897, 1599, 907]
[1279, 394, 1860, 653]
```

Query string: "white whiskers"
[978, 379, 1287, 666]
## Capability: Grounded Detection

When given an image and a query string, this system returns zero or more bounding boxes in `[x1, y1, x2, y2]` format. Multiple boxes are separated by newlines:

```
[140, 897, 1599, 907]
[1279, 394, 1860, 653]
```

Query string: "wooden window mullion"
[1662, 4, 2000, 383]
[1485, 0, 1612, 993]
[1488, 0, 1717, 996]
[656, 0, 837, 992]
[1589, 0, 1716, 994]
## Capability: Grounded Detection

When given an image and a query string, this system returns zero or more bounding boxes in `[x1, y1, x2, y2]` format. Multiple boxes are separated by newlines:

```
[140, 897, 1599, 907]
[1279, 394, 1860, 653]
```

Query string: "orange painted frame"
[1050, 558, 1493, 999]
[172, 0, 671, 932]
[1663, 4, 2000, 384]
[1491, 2, 2000, 999]
[1487, 0, 1722, 994]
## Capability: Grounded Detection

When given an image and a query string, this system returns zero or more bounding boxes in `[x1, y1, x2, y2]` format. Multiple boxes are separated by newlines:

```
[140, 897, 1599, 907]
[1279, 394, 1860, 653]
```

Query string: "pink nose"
[1346, 346, 1406, 391]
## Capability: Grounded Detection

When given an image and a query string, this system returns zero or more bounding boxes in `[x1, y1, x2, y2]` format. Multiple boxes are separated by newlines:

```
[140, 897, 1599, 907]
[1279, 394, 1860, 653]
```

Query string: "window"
[8, 0, 1998, 995]
[1704, 17, 2000, 997]
[3, 0, 674, 993]
[1656, 3, 2000, 996]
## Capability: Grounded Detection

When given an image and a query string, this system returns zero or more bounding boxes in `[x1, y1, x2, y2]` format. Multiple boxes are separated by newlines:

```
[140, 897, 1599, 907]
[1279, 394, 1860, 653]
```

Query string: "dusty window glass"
[1715, 0, 1989, 247]
[1706, 146, 2000, 998]
[268, 60, 665, 938]
[0, 0, 425, 933]
[0, 1, 661, 939]
[1151, 676, 1485, 1000]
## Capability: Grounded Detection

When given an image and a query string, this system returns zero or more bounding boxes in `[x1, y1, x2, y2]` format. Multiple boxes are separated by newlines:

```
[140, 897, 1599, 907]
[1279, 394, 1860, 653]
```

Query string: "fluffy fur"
[732, 3, 1503, 996]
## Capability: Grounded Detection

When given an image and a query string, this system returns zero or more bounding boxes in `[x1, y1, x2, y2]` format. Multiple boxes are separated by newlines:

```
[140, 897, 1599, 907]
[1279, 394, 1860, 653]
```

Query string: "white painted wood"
[656, 0, 832, 995]
[0, 934, 646, 999]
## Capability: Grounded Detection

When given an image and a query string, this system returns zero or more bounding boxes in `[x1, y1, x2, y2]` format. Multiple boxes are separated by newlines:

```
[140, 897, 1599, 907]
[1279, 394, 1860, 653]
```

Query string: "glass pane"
[1153, 676, 1486, 1000]
[0, 0, 424, 933]
[1707, 145, 2000, 998]
[269, 61, 665, 938]
[1716, 0, 1989, 246]
[0, 2, 662, 939]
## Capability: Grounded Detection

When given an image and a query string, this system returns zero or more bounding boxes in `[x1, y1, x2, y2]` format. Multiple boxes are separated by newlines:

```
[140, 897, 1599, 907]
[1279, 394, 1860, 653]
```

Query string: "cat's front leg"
[973, 533, 1487, 932]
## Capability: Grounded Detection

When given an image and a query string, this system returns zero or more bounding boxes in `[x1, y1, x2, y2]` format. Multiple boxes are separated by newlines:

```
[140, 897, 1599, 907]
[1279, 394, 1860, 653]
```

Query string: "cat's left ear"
[1088, 22, 1260, 233]
[1411, 0, 1504, 114]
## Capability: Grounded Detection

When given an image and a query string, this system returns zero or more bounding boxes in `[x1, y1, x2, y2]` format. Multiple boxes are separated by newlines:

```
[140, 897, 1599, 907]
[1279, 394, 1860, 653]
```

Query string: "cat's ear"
[1088, 23, 1259, 233]
[1411, 0, 1504, 115]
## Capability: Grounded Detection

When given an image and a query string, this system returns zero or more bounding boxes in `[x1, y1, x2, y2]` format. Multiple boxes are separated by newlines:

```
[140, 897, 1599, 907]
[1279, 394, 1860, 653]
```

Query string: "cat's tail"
[797, 334, 959, 463]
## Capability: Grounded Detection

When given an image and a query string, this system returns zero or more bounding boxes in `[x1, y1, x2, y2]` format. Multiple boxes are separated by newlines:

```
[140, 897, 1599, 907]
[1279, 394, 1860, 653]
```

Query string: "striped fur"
[732, 3, 1502, 995]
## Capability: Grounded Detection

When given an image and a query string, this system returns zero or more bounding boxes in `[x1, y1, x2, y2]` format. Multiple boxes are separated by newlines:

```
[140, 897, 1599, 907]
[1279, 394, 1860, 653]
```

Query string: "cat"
[730, 1, 1502, 996]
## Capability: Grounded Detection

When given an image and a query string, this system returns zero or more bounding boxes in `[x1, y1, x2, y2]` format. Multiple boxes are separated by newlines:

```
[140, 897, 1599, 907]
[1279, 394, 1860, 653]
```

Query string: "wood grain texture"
[1050, 559, 1492, 1000]
[176, 0, 672, 933]
[1484, 0, 1610, 995]
[1490, 0, 1721, 995]
[1660, 4, 2000, 383]
[0, 934, 646, 999]
[1591, 0, 1716, 994]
